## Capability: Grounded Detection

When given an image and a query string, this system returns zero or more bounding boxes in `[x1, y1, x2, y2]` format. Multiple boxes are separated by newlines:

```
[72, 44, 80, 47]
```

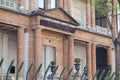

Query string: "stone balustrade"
[0, 0, 18, 10]
[77, 23, 112, 36]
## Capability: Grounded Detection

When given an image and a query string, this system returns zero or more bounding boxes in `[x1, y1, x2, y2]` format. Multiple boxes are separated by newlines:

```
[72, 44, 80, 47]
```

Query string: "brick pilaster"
[63, 0, 67, 12]
[86, 0, 91, 28]
[107, 47, 112, 66]
[67, 0, 72, 15]
[86, 43, 92, 80]
[63, 36, 69, 79]
[68, 36, 74, 71]
[35, 28, 42, 76]
[58, 0, 64, 8]
[17, 28, 24, 78]
[91, 43, 96, 78]
[91, 0, 96, 30]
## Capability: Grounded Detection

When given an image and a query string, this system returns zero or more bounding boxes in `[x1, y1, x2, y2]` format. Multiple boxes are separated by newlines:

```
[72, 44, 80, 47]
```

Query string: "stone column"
[91, 0, 96, 30]
[107, 47, 112, 66]
[68, 36, 74, 71]
[86, 0, 91, 28]
[86, 43, 92, 79]
[17, 28, 24, 79]
[35, 28, 42, 77]
[91, 43, 96, 78]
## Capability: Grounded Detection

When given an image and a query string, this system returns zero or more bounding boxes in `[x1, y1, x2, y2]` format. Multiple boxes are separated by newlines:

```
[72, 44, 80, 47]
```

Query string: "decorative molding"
[40, 20, 76, 33]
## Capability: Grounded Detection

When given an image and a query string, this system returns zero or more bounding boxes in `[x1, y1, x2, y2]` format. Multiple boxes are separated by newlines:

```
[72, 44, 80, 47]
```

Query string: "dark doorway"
[96, 47, 107, 69]
[96, 47, 107, 79]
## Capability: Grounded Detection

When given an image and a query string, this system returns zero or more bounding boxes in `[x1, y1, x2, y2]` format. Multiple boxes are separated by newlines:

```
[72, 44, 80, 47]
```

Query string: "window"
[0, 33, 17, 73]
[72, 0, 86, 24]
[38, 0, 57, 9]
[95, 10, 107, 28]
[42, 45, 55, 75]
[74, 43, 86, 73]
[50, 0, 57, 9]
[38, 0, 45, 9]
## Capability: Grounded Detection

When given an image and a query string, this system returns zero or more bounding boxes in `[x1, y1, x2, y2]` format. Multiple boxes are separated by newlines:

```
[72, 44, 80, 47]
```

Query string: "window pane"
[73, 0, 86, 24]
[38, 0, 44, 8]
[95, 10, 107, 27]
[101, 18, 107, 28]
[74, 44, 86, 74]
[42, 46, 55, 76]
[50, 0, 56, 8]
[96, 19, 100, 26]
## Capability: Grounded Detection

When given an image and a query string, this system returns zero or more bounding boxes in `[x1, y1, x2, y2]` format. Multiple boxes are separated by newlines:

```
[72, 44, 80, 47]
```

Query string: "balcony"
[76, 22, 87, 30]
[0, 0, 18, 11]
[96, 25, 107, 35]
[77, 23, 112, 36]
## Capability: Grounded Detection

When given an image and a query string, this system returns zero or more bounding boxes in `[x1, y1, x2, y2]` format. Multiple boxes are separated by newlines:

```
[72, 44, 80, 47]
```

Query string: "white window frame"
[50, 0, 57, 9]
[38, 0, 45, 9]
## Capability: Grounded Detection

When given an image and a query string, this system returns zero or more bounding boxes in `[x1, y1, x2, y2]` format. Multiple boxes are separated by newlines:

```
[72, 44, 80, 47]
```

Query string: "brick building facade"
[0, 0, 118, 80]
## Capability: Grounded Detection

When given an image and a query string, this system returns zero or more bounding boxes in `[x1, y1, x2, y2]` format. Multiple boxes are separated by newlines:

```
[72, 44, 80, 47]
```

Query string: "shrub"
[107, 64, 112, 69]
[74, 58, 81, 64]
[50, 61, 56, 65]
